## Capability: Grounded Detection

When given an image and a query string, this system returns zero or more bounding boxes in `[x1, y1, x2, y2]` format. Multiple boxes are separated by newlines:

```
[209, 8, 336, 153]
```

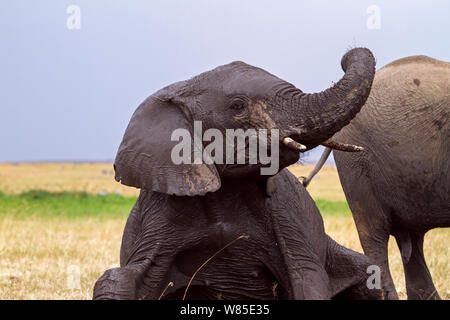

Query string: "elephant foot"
[326, 236, 382, 300]
[333, 278, 382, 300]
[93, 268, 137, 300]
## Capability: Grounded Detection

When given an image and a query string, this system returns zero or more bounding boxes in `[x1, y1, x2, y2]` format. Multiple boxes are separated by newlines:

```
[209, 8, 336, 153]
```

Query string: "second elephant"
[306, 55, 449, 299]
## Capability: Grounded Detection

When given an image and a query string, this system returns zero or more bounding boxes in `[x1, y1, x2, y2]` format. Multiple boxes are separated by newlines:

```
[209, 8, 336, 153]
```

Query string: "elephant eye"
[229, 97, 247, 110]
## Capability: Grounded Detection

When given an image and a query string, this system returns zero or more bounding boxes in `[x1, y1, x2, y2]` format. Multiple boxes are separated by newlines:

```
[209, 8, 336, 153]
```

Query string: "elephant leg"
[326, 236, 382, 299]
[93, 262, 149, 300]
[357, 230, 397, 299]
[395, 232, 440, 300]
[337, 167, 398, 299]
[94, 244, 178, 300]
[95, 192, 184, 299]
[94, 205, 185, 298]
[120, 199, 143, 267]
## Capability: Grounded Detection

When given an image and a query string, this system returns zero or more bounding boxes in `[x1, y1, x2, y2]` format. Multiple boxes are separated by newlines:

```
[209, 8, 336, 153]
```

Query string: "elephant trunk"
[288, 48, 375, 147]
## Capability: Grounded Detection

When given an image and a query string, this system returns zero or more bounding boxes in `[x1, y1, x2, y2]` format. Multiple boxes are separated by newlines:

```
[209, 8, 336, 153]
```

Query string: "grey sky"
[1, 0, 449, 163]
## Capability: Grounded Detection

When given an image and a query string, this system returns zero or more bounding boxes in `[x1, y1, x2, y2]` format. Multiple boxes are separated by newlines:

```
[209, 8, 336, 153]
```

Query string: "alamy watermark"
[66, 5, 81, 30]
[366, 265, 381, 289]
[366, 5, 381, 30]
[66, 264, 81, 290]
[170, 121, 280, 175]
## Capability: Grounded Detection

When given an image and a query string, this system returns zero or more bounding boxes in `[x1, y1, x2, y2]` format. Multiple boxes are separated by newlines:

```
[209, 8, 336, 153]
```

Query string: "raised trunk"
[291, 48, 376, 147]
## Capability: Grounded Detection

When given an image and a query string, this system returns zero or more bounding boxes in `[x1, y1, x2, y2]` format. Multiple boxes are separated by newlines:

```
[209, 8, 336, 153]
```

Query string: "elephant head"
[114, 48, 375, 196]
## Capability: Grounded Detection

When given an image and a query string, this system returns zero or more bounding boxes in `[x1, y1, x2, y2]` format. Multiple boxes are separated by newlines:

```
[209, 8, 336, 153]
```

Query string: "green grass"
[0, 190, 350, 219]
[0, 190, 137, 219]
[314, 198, 351, 216]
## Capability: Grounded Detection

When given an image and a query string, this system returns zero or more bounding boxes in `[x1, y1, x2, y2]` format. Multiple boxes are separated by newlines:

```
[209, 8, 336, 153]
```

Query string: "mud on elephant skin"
[93, 48, 381, 300]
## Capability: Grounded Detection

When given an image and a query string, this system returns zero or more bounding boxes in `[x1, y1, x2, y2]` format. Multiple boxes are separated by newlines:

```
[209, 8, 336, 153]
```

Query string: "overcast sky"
[1, 0, 449, 163]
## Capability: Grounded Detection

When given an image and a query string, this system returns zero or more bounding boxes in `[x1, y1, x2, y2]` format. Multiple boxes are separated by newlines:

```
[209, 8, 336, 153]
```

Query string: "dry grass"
[0, 163, 139, 197]
[0, 217, 124, 299]
[0, 163, 340, 200]
[324, 216, 449, 300]
[288, 164, 346, 201]
[0, 163, 448, 299]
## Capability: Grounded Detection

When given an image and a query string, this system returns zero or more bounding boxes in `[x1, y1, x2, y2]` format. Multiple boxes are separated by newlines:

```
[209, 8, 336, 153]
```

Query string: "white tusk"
[321, 140, 364, 152]
[282, 137, 307, 152]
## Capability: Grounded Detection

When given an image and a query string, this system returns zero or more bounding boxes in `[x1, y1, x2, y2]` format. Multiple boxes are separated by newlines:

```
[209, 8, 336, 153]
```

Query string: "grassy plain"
[0, 163, 447, 299]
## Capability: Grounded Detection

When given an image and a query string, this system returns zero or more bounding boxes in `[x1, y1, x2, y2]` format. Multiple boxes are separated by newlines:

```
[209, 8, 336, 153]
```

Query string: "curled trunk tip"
[295, 48, 376, 147]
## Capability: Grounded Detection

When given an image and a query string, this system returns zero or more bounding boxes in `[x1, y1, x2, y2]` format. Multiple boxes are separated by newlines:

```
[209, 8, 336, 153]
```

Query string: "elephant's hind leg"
[326, 236, 382, 299]
[356, 223, 397, 300]
[335, 160, 398, 299]
[394, 231, 440, 300]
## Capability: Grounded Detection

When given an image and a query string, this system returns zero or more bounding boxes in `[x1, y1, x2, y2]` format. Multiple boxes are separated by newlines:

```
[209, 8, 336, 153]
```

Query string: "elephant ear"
[114, 95, 221, 196]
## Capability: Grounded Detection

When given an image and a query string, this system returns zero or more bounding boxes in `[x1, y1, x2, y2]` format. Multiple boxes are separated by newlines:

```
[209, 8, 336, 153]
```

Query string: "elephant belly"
[335, 128, 449, 230]
[366, 157, 449, 229]
[165, 242, 287, 300]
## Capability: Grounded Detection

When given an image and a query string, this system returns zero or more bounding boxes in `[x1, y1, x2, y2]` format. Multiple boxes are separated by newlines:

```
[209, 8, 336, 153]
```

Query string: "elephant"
[303, 55, 449, 300]
[93, 48, 381, 300]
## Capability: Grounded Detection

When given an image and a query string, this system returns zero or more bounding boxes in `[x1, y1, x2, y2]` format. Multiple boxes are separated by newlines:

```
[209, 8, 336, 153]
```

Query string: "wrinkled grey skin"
[93, 48, 380, 300]
[329, 56, 449, 300]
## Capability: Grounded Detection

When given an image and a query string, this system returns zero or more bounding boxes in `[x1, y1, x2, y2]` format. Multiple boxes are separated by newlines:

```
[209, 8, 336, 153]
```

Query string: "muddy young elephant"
[304, 56, 449, 300]
[93, 48, 381, 300]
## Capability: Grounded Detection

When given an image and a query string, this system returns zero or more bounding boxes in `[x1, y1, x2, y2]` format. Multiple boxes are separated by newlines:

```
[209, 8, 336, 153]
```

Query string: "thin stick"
[302, 147, 332, 187]
[182, 234, 249, 300]
[426, 289, 438, 300]
[158, 281, 174, 300]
